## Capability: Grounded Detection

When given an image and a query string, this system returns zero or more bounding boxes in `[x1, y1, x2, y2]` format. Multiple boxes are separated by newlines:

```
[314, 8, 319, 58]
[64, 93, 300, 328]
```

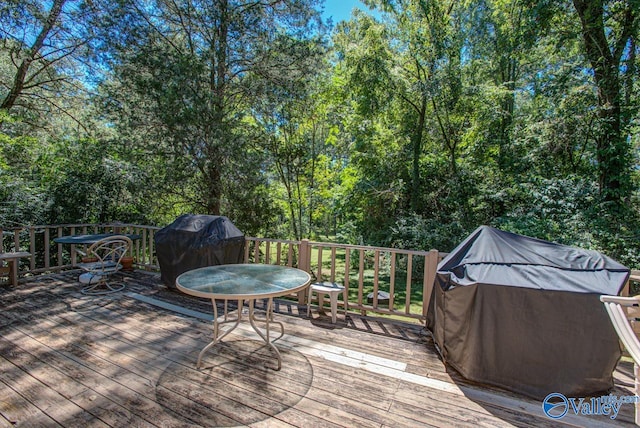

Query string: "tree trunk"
[202, 0, 228, 216]
[573, 0, 631, 203]
[410, 97, 427, 211]
[205, 166, 222, 215]
[498, 57, 516, 169]
[1, 0, 66, 111]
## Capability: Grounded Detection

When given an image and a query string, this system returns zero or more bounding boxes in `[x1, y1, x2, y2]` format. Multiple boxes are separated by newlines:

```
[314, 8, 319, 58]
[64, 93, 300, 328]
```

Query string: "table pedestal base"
[197, 297, 285, 370]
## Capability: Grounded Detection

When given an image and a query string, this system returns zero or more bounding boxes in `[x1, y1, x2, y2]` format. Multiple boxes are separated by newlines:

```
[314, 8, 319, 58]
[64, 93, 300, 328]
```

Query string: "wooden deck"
[0, 269, 636, 427]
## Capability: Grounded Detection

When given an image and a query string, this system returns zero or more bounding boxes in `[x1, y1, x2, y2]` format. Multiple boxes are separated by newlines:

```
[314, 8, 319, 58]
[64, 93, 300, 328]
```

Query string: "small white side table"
[307, 281, 347, 324]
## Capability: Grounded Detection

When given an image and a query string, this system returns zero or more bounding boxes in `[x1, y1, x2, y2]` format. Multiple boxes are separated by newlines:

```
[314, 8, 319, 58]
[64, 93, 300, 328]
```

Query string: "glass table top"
[53, 233, 141, 244]
[176, 264, 311, 299]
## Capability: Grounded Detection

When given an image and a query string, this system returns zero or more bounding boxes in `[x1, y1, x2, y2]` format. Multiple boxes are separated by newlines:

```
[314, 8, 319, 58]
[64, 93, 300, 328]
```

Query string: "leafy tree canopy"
[1, 0, 639, 267]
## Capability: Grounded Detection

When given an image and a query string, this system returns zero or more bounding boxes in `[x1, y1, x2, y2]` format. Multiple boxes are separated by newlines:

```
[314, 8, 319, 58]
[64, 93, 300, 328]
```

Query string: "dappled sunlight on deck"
[0, 269, 636, 427]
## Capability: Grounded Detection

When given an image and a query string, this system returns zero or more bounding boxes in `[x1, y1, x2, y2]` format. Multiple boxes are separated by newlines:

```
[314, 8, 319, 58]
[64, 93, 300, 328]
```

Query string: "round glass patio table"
[176, 263, 311, 370]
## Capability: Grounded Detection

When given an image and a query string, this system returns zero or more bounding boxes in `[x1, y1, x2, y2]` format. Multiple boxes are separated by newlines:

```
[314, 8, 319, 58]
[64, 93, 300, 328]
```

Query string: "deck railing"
[1, 223, 440, 323]
[244, 237, 440, 322]
[0, 223, 162, 275]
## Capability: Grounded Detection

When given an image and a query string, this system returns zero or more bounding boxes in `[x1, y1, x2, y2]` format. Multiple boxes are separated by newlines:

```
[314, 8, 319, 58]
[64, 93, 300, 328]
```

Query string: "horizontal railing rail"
[1, 224, 442, 323]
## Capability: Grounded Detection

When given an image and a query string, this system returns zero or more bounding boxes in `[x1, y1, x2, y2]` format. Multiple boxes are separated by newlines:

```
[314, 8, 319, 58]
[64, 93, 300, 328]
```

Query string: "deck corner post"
[298, 239, 312, 304]
[422, 249, 439, 322]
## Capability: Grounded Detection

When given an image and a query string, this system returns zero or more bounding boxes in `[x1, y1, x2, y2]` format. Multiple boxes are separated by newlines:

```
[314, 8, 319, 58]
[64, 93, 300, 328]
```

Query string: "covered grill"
[426, 225, 629, 399]
[155, 214, 245, 289]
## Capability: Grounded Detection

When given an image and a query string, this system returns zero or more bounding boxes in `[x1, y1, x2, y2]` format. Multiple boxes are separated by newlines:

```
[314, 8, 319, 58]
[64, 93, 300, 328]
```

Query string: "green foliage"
[0, 110, 153, 226]
[0, 123, 48, 226]
[43, 138, 148, 224]
[389, 212, 468, 253]
[91, 0, 327, 232]
[1, 0, 639, 271]
[328, 0, 640, 269]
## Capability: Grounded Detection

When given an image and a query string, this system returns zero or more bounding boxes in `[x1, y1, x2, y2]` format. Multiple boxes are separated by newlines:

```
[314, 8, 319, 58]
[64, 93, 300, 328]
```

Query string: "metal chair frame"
[78, 235, 133, 295]
[600, 295, 640, 426]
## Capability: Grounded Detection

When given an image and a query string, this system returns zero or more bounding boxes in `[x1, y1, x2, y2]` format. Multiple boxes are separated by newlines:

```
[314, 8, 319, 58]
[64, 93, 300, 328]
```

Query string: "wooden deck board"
[0, 365, 64, 428]
[0, 270, 636, 427]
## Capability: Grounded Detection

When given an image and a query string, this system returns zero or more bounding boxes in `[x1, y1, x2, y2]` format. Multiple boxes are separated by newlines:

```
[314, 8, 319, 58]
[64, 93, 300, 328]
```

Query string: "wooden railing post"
[243, 237, 250, 263]
[298, 239, 311, 272]
[13, 227, 21, 252]
[343, 248, 351, 311]
[44, 227, 50, 269]
[298, 239, 311, 304]
[29, 226, 36, 271]
[422, 249, 439, 321]
[69, 226, 77, 266]
[148, 229, 155, 270]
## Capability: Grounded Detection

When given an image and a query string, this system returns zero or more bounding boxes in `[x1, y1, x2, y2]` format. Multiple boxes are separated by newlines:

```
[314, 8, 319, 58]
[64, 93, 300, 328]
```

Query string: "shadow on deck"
[0, 269, 635, 427]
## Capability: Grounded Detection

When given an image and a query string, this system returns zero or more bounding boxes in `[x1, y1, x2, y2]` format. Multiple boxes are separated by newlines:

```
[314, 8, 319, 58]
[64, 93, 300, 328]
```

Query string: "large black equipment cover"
[155, 215, 245, 289]
[427, 226, 629, 399]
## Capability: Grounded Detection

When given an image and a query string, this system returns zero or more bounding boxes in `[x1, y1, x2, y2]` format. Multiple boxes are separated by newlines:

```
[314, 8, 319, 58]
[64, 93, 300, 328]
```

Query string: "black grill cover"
[155, 214, 245, 289]
[426, 226, 629, 399]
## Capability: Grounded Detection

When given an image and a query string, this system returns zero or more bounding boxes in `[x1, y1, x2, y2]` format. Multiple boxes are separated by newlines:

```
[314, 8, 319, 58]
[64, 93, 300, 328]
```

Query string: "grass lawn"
[309, 245, 428, 319]
[249, 238, 431, 321]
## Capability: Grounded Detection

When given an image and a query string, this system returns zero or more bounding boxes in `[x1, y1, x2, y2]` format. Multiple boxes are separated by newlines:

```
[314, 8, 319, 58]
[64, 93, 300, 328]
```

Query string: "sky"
[321, 0, 372, 24]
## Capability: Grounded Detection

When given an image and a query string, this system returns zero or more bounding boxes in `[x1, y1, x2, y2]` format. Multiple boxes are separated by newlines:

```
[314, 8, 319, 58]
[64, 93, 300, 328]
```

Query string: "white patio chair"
[600, 295, 640, 425]
[77, 235, 133, 295]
